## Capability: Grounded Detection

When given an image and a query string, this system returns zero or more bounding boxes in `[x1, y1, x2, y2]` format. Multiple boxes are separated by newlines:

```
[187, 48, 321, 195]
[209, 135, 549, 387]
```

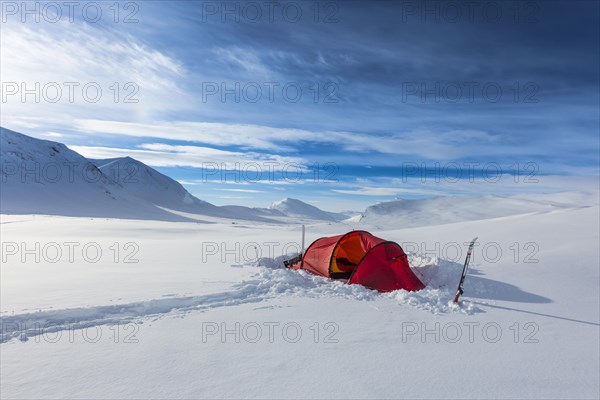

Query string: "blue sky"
[1, 1, 598, 210]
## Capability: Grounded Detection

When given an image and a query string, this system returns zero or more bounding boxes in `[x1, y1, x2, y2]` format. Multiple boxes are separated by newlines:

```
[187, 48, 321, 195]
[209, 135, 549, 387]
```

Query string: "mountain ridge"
[0, 127, 343, 223]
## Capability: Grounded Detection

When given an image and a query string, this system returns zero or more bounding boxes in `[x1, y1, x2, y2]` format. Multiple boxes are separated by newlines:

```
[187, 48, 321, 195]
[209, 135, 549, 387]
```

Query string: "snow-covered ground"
[1, 192, 599, 399]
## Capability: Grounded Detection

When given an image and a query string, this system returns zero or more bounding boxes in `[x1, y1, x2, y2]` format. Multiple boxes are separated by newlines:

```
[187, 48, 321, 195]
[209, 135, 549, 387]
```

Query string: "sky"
[1, 0, 599, 211]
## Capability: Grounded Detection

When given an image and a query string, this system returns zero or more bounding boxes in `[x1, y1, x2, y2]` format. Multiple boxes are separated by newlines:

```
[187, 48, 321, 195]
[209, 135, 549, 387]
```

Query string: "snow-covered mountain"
[0, 128, 284, 222]
[0, 127, 194, 222]
[269, 197, 347, 221]
[89, 157, 290, 223]
[0, 128, 346, 223]
[358, 192, 599, 229]
[90, 157, 224, 215]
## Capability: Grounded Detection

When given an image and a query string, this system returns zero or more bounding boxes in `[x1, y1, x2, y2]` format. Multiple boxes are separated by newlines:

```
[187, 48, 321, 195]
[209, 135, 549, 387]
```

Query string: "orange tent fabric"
[288, 231, 424, 292]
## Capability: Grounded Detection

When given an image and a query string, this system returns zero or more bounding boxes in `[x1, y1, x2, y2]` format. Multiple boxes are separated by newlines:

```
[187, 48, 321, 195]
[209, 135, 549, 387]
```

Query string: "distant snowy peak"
[269, 198, 346, 221]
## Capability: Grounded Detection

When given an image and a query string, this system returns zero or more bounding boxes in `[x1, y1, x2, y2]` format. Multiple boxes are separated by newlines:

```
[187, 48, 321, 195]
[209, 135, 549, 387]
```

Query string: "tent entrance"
[330, 233, 367, 279]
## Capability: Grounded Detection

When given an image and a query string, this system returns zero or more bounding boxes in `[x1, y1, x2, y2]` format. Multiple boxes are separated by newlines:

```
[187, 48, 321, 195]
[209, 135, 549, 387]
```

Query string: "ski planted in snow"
[453, 237, 478, 303]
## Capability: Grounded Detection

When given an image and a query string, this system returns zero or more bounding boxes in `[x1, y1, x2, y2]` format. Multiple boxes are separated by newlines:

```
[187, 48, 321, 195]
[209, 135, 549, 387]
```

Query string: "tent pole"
[301, 224, 306, 254]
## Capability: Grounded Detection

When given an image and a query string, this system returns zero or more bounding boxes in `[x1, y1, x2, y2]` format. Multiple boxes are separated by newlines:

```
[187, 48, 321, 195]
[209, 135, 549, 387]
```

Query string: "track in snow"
[1, 255, 469, 343]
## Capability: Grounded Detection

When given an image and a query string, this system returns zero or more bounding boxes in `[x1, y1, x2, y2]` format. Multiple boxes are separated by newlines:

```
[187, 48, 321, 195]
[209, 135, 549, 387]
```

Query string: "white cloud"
[69, 143, 305, 170]
[216, 189, 265, 193]
[0, 20, 188, 125]
[332, 175, 600, 198]
[70, 119, 493, 159]
[179, 178, 306, 186]
[0, 15, 498, 162]
[214, 47, 273, 78]
[332, 187, 443, 196]
[72, 119, 311, 152]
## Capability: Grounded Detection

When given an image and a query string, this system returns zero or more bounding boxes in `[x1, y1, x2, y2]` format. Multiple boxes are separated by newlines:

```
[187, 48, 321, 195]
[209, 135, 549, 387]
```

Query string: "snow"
[1, 199, 599, 398]
[0, 128, 192, 222]
[269, 197, 347, 221]
[91, 156, 216, 213]
[1, 128, 598, 399]
[359, 191, 599, 228]
[0, 128, 341, 224]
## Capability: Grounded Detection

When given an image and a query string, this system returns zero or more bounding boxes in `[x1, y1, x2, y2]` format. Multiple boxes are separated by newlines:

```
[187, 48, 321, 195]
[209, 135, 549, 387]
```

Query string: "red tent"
[286, 230, 424, 292]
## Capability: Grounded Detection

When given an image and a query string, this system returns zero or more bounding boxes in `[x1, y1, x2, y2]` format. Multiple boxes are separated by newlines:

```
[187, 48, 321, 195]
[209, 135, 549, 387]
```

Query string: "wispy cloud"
[2, 1, 596, 210]
[213, 47, 273, 77]
[69, 143, 304, 169]
[0, 20, 188, 125]
[216, 189, 264, 193]
[333, 175, 600, 199]
[332, 187, 443, 196]
[71, 119, 494, 159]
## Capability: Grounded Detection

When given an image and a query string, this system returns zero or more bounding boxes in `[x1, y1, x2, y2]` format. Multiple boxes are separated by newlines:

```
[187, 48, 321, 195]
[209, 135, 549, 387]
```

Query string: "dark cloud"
[126, 1, 598, 170]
